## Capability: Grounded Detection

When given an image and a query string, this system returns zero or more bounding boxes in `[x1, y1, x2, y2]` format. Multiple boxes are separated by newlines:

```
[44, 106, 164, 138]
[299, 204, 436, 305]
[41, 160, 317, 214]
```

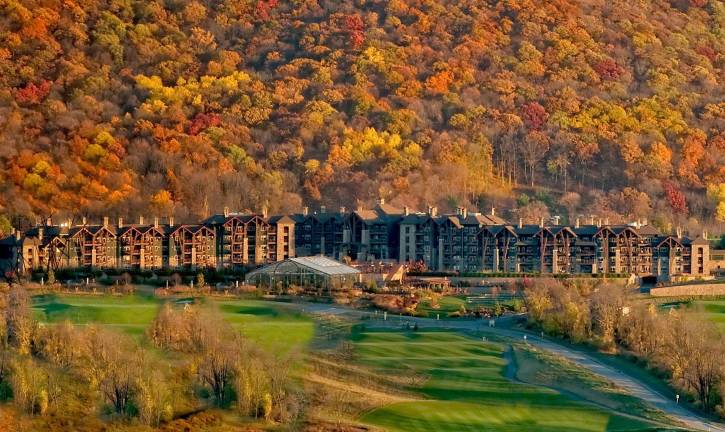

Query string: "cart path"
[298, 302, 725, 432]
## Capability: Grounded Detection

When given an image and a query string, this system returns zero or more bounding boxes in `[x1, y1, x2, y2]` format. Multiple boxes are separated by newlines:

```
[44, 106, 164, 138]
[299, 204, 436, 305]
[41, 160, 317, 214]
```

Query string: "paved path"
[297, 302, 725, 432]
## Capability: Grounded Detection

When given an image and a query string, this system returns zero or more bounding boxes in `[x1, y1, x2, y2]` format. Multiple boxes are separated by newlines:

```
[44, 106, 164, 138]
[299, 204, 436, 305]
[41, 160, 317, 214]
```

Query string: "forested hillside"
[0, 0, 723, 231]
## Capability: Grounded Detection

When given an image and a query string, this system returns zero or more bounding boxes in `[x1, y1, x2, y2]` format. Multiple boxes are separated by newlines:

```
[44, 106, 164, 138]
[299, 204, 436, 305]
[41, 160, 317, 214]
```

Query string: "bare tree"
[590, 284, 625, 350]
[5, 287, 34, 355]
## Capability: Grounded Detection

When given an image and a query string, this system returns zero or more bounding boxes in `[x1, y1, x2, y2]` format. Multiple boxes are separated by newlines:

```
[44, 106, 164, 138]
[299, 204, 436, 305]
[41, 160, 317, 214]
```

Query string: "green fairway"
[31, 295, 315, 351]
[416, 296, 466, 318]
[660, 298, 725, 332]
[215, 299, 315, 352]
[693, 299, 725, 332]
[355, 331, 664, 432]
[32, 293, 161, 335]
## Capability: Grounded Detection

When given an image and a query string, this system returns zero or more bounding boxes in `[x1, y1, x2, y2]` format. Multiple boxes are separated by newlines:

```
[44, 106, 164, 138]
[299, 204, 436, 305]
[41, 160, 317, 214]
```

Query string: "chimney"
[676, 226, 682, 238]
[404, 206, 410, 216]
[38, 227, 44, 243]
[154, 217, 159, 228]
[82, 216, 87, 225]
[66, 218, 72, 228]
[456, 207, 462, 216]
[605, 217, 610, 226]
[590, 215, 595, 225]
[462, 208, 468, 219]
[15, 230, 21, 241]
[539, 217, 544, 228]
[262, 206, 268, 218]
[377, 198, 385, 206]
[118, 217, 124, 229]
[320, 206, 326, 214]
[553, 215, 560, 225]
[490, 207, 496, 217]
[224, 207, 230, 218]
[430, 207, 438, 217]
[597, 218, 602, 228]
[703, 231, 707, 240]
[575, 218, 580, 229]
[139, 216, 144, 225]
[168, 216, 174, 227]
[103, 217, 109, 227]
[340, 206, 346, 214]
[357, 204, 363, 212]
[302, 206, 309, 216]
[642, 218, 648, 226]
[46, 217, 52, 226]
[518, 218, 523, 229]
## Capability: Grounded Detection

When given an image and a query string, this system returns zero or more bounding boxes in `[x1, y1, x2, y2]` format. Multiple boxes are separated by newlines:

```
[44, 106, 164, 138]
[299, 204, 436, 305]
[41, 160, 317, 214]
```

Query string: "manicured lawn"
[31, 295, 315, 352]
[693, 299, 725, 332]
[215, 299, 315, 353]
[355, 331, 664, 432]
[32, 293, 161, 335]
[416, 296, 466, 318]
[660, 298, 725, 332]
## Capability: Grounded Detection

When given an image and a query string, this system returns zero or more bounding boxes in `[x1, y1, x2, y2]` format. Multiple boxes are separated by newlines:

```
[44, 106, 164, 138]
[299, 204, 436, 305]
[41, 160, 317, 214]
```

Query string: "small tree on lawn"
[196, 273, 205, 289]
[47, 269, 55, 285]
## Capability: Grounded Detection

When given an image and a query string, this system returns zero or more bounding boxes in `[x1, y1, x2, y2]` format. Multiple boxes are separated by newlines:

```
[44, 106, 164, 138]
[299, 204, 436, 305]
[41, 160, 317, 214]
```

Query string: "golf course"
[25, 292, 714, 431]
[31, 293, 315, 352]
[353, 330, 670, 432]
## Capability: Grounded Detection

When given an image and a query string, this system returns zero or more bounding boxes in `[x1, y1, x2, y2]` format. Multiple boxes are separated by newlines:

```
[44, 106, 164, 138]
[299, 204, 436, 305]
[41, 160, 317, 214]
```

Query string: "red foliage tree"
[695, 45, 717, 62]
[663, 181, 688, 214]
[345, 15, 365, 49]
[188, 113, 221, 136]
[521, 102, 548, 130]
[255, 0, 278, 20]
[14, 80, 52, 105]
[594, 59, 624, 80]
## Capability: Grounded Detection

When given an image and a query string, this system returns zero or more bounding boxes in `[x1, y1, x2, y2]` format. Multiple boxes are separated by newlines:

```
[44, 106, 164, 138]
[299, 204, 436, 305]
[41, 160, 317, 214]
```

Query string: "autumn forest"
[0, 0, 724, 233]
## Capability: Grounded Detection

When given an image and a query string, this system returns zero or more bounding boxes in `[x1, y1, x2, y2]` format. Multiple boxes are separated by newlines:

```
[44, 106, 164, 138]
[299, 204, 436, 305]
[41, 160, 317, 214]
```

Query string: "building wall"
[10, 214, 715, 279]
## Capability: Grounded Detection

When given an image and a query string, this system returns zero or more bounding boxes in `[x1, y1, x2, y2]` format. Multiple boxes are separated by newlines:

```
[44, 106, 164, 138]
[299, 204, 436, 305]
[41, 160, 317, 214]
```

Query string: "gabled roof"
[400, 213, 432, 224]
[610, 225, 638, 236]
[375, 203, 403, 216]
[548, 226, 577, 237]
[168, 224, 214, 236]
[203, 214, 228, 225]
[353, 209, 380, 222]
[655, 236, 683, 248]
[572, 225, 599, 236]
[267, 215, 296, 224]
[636, 225, 660, 236]
[483, 225, 518, 237]
[513, 225, 541, 236]
[691, 236, 710, 246]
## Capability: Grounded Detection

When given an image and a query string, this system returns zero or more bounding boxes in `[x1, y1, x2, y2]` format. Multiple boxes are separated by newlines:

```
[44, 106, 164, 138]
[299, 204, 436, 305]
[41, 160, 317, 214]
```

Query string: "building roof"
[691, 236, 710, 246]
[572, 225, 599, 236]
[636, 225, 660, 236]
[267, 215, 296, 224]
[290, 256, 361, 275]
[247, 256, 360, 279]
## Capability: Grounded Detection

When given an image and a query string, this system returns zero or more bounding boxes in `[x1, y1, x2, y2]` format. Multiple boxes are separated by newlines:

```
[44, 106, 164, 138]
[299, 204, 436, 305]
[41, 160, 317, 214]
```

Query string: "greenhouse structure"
[245, 256, 361, 293]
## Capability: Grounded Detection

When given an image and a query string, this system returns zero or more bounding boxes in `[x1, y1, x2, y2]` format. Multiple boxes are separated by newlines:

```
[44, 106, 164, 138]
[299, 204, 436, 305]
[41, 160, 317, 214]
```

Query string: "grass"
[354, 330, 669, 432]
[32, 293, 161, 336]
[512, 346, 670, 424]
[416, 296, 466, 318]
[215, 299, 315, 353]
[659, 298, 725, 332]
[31, 294, 315, 353]
[693, 299, 725, 331]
